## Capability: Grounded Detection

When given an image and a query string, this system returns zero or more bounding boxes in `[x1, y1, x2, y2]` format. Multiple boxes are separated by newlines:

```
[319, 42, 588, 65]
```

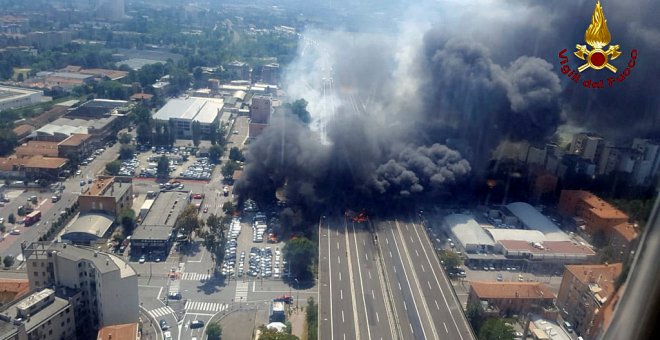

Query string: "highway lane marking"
[341, 289, 343, 300]
[338, 256, 341, 264]
[386, 238, 389, 245]
[415, 249, 419, 257]
[368, 271, 372, 279]
[410, 221, 467, 340]
[444, 323, 449, 333]
[337, 242, 339, 250]
[342, 310, 345, 323]
[435, 300, 440, 310]
[376, 312, 379, 323]
[428, 281, 432, 290]
[372, 290, 375, 300]
[393, 266, 397, 273]
[365, 253, 369, 261]
[398, 281, 402, 290]
[404, 301, 407, 310]
[363, 239, 366, 246]
[410, 323, 414, 334]
[389, 250, 392, 258]
[339, 271, 342, 281]
[345, 219, 362, 339]
[410, 236, 414, 243]
[352, 221, 372, 340]
[421, 264, 426, 272]
[327, 220, 335, 340]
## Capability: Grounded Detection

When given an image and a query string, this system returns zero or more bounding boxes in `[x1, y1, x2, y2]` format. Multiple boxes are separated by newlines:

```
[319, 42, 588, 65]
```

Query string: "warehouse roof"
[153, 97, 224, 124]
[486, 228, 547, 243]
[444, 214, 495, 247]
[470, 281, 555, 300]
[62, 213, 114, 243]
[506, 202, 569, 241]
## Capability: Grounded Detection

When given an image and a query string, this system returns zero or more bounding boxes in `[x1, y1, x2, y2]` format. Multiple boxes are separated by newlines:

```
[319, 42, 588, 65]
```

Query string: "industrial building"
[153, 97, 224, 140]
[0, 85, 48, 111]
[443, 214, 495, 253]
[468, 281, 556, 317]
[130, 191, 189, 259]
[60, 213, 115, 245]
[23, 242, 139, 333]
[504, 202, 570, 241]
[249, 96, 273, 138]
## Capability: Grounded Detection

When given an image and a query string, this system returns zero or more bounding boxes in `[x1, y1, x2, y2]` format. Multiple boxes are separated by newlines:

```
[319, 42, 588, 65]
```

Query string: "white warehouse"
[443, 214, 496, 253]
[153, 96, 224, 139]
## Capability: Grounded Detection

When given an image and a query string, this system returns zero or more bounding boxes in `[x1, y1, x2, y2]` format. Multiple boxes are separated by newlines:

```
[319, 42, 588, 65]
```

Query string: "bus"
[24, 210, 41, 226]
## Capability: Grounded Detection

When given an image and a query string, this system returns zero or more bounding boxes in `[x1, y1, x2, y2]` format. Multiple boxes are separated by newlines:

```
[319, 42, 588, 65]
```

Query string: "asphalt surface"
[320, 216, 475, 340]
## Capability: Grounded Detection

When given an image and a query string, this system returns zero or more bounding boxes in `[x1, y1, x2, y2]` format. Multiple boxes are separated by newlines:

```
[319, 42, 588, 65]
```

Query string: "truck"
[24, 210, 41, 226]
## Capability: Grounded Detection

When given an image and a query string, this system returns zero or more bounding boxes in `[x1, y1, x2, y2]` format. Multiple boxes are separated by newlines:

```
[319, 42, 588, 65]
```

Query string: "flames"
[585, 1, 611, 49]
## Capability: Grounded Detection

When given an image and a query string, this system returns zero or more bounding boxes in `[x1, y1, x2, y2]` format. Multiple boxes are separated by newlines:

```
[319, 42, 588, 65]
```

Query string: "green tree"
[105, 160, 121, 175]
[209, 144, 224, 164]
[119, 144, 135, 160]
[222, 160, 240, 179]
[8, 214, 15, 224]
[222, 201, 235, 215]
[136, 123, 152, 145]
[206, 323, 222, 340]
[466, 303, 485, 332]
[0, 129, 18, 156]
[157, 155, 170, 178]
[229, 147, 244, 162]
[192, 121, 201, 147]
[283, 237, 316, 281]
[306, 297, 318, 340]
[120, 209, 136, 235]
[119, 132, 132, 144]
[438, 250, 462, 269]
[209, 124, 218, 145]
[3, 255, 15, 268]
[478, 318, 515, 340]
[64, 151, 80, 169]
[256, 325, 299, 340]
[176, 204, 202, 237]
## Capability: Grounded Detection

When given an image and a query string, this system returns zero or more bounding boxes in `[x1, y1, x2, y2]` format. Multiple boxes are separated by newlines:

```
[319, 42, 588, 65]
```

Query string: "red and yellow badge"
[558, 1, 638, 88]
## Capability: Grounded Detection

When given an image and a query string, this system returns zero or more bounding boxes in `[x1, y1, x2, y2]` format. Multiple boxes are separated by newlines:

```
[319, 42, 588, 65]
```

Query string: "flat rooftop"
[153, 97, 224, 124]
[505, 202, 570, 241]
[131, 225, 172, 242]
[142, 191, 189, 227]
[26, 243, 136, 278]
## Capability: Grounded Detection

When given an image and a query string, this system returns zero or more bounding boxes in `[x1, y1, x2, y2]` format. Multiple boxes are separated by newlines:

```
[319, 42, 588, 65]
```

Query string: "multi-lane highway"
[319, 215, 474, 340]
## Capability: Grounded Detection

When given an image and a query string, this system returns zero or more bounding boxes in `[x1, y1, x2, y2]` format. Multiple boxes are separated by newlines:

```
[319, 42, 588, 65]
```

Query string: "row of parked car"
[221, 218, 242, 277]
[180, 157, 214, 180]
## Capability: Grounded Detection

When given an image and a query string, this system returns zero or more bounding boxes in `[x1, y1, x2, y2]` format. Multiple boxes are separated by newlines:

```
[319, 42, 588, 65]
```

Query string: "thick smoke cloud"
[235, 0, 659, 215]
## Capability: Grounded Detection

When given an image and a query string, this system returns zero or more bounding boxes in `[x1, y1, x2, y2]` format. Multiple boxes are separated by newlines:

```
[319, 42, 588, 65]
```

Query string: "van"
[563, 321, 573, 333]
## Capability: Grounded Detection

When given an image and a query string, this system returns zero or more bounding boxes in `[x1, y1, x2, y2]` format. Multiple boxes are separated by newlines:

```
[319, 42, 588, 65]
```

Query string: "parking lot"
[125, 145, 215, 180]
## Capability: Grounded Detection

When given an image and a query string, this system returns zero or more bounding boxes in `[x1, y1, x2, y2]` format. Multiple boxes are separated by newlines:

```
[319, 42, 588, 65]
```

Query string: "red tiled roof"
[564, 190, 628, 219]
[611, 222, 638, 242]
[470, 281, 556, 300]
[15, 141, 60, 158]
[22, 155, 68, 169]
[12, 124, 34, 137]
[565, 263, 623, 298]
[96, 323, 139, 340]
[59, 133, 91, 147]
[130, 92, 153, 100]
[0, 279, 30, 305]
[499, 240, 596, 255]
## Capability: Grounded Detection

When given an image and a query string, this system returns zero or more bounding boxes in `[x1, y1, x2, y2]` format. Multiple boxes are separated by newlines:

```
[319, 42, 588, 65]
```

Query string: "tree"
[438, 250, 462, 269]
[222, 201, 235, 215]
[478, 318, 515, 340]
[120, 209, 136, 235]
[222, 160, 240, 179]
[119, 132, 132, 144]
[466, 303, 485, 332]
[3, 255, 15, 268]
[229, 147, 245, 162]
[0, 129, 18, 156]
[105, 160, 121, 175]
[119, 144, 135, 160]
[8, 214, 15, 224]
[16, 73, 24, 82]
[206, 323, 222, 340]
[209, 124, 218, 145]
[192, 121, 201, 147]
[136, 123, 152, 145]
[256, 325, 299, 340]
[283, 237, 316, 281]
[209, 144, 224, 163]
[157, 155, 170, 178]
[306, 297, 318, 340]
[176, 204, 202, 237]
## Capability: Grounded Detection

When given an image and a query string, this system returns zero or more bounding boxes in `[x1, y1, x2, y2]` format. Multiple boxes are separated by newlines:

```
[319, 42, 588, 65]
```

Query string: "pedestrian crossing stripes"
[149, 306, 175, 318]
[184, 301, 227, 313]
[181, 272, 211, 281]
[234, 282, 249, 302]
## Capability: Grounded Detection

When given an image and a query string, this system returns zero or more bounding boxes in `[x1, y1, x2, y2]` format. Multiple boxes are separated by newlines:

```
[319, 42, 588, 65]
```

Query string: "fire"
[585, 1, 611, 49]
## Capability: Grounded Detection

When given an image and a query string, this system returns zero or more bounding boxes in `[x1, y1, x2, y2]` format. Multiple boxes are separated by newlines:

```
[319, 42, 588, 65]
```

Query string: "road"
[320, 215, 475, 340]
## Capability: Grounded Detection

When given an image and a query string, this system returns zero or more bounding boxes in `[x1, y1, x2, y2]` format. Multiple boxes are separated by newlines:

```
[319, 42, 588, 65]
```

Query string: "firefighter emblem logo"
[574, 1, 621, 72]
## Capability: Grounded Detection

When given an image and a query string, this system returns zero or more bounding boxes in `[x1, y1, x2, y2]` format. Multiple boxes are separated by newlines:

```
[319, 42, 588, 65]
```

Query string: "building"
[130, 191, 188, 258]
[570, 133, 606, 163]
[608, 222, 639, 262]
[558, 190, 629, 234]
[0, 155, 68, 180]
[468, 281, 556, 316]
[586, 283, 624, 340]
[26, 31, 72, 49]
[226, 61, 250, 81]
[58, 134, 93, 161]
[96, 322, 139, 340]
[0, 86, 48, 111]
[261, 63, 280, 84]
[505, 202, 570, 241]
[0, 288, 77, 340]
[630, 138, 660, 185]
[23, 242, 139, 332]
[556, 263, 623, 338]
[249, 96, 272, 138]
[12, 124, 34, 143]
[0, 279, 30, 308]
[443, 214, 495, 253]
[153, 97, 224, 139]
[15, 141, 60, 158]
[78, 176, 133, 218]
[61, 213, 115, 245]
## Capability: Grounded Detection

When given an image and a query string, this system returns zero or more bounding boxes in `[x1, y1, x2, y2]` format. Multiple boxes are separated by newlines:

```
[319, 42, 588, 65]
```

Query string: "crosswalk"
[149, 306, 175, 318]
[184, 301, 227, 313]
[234, 282, 249, 302]
[181, 272, 211, 281]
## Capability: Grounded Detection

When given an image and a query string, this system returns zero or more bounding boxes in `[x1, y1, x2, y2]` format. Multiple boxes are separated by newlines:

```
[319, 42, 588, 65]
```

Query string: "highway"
[319, 215, 475, 340]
